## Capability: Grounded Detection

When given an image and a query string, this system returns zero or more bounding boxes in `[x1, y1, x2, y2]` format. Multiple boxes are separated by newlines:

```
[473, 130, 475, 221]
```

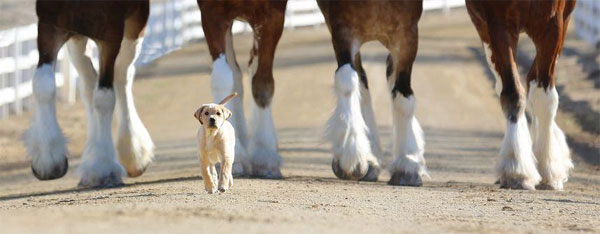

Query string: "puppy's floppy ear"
[222, 107, 232, 120]
[194, 106, 206, 125]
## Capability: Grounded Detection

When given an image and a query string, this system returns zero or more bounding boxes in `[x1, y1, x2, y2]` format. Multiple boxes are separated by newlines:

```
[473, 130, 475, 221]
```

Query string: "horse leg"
[114, 17, 154, 178]
[67, 36, 97, 136]
[326, 25, 377, 181]
[483, 23, 540, 190]
[25, 23, 71, 180]
[385, 26, 427, 187]
[353, 53, 381, 181]
[247, 15, 285, 179]
[526, 14, 573, 191]
[77, 40, 125, 188]
[225, 29, 250, 175]
[201, 13, 250, 176]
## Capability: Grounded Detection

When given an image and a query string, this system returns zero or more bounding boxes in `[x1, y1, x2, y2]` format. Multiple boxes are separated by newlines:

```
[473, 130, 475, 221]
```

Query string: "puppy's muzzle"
[208, 117, 216, 128]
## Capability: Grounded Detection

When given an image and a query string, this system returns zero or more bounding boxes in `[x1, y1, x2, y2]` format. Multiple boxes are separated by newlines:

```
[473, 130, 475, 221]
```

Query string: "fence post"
[443, 0, 451, 15]
[14, 28, 22, 116]
[1, 47, 6, 119]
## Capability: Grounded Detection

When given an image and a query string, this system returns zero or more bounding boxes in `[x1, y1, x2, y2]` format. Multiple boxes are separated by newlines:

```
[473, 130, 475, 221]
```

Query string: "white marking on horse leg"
[78, 88, 125, 187]
[528, 81, 573, 190]
[326, 64, 376, 180]
[211, 54, 235, 104]
[248, 101, 282, 179]
[245, 47, 281, 178]
[225, 31, 248, 146]
[388, 94, 427, 186]
[212, 53, 249, 175]
[232, 139, 249, 176]
[359, 85, 381, 181]
[113, 38, 154, 177]
[225, 31, 250, 175]
[497, 112, 541, 190]
[67, 37, 97, 132]
[24, 64, 69, 180]
[482, 42, 503, 96]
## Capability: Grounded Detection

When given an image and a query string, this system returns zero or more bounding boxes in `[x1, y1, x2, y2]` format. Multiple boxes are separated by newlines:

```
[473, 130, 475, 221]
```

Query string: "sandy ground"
[0, 8, 599, 233]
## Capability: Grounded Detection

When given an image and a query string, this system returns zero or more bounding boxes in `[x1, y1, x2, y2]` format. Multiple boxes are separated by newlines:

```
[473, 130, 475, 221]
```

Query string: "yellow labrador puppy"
[194, 93, 237, 193]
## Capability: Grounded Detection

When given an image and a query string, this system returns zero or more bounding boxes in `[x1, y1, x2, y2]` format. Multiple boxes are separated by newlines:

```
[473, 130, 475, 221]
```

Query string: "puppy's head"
[194, 104, 232, 130]
[194, 93, 237, 130]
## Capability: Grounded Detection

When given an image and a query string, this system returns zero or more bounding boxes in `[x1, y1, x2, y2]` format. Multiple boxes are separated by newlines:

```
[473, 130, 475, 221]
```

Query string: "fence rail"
[0, 0, 466, 119]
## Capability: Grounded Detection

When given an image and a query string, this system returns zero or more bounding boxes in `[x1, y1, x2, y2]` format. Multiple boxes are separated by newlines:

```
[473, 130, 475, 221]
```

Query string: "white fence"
[574, 0, 600, 47]
[0, 0, 464, 119]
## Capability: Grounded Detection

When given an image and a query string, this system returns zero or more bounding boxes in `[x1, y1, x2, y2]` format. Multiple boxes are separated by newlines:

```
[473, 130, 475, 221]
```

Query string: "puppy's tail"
[219, 92, 238, 105]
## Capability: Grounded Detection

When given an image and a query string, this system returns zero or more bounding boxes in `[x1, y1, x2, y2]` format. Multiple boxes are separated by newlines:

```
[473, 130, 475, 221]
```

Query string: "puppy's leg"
[200, 11, 249, 176]
[210, 164, 219, 187]
[218, 155, 234, 192]
[199, 149, 216, 194]
[201, 161, 216, 194]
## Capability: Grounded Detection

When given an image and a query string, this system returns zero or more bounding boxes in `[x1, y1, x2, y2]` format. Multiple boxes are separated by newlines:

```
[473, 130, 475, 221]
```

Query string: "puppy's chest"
[202, 136, 224, 163]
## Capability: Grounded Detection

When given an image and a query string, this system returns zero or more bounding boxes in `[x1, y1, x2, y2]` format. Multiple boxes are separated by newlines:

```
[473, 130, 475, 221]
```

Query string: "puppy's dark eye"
[204, 112, 209, 115]
[216, 112, 221, 116]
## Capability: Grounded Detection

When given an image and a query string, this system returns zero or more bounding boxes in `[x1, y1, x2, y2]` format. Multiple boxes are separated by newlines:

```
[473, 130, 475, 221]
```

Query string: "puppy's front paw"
[206, 187, 217, 194]
[218, 176, 232, 193]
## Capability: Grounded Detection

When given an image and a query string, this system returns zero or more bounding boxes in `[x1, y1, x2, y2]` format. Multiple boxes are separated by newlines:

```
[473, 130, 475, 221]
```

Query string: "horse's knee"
[390, 71, 413, 99]
[500, 89, 524, 122]
[251, 73, 274, 108]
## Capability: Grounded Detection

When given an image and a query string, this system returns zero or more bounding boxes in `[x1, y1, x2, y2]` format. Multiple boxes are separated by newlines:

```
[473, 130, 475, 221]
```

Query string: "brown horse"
[466, 0, 576, 190]
[26, 0, 154, 187]
[318, 0, 426, 186]
[197, 0, 287, 179]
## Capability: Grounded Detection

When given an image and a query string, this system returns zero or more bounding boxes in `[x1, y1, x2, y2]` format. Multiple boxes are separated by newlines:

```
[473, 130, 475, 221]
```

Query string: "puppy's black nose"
[209, 117, 216, 125]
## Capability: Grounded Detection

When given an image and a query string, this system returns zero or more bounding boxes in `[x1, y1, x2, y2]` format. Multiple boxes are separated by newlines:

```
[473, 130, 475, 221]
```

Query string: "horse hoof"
[388, 171, 423, 187]
[499, 177, 536, 190]
[31, 158, 68, 180]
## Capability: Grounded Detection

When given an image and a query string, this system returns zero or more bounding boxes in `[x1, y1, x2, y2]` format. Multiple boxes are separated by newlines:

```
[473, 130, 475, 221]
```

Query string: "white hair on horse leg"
[24, 64, 68, 179]
[225, 31, 250, 175]
[528, 81, 573, 190]
[389, 95, 427, 177]
[326, 64, 375, 177]
[78, 88, 125, 187]
[248, 101, 282, 178]
[211, 54, 234, 103]
[497, 112, 541, 190]
[114, 37, 154, 177]
[482, 42, 503, 96]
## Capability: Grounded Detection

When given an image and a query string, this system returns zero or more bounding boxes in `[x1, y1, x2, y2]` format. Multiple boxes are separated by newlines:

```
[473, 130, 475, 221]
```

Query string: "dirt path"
[0, 9, 598, 233]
